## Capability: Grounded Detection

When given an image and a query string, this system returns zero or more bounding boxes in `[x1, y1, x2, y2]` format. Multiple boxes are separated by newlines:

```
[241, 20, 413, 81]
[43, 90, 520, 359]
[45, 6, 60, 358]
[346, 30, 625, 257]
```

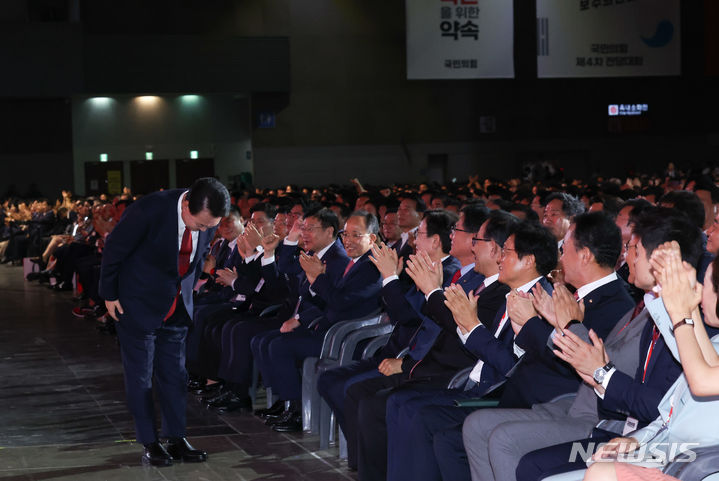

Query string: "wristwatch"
[671, 318, 695, 332]
[593, 361, 615, 385]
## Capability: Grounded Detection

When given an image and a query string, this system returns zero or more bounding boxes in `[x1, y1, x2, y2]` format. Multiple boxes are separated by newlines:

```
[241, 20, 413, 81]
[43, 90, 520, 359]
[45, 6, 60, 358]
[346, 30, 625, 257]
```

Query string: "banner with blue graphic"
[536, 0, 680, 78]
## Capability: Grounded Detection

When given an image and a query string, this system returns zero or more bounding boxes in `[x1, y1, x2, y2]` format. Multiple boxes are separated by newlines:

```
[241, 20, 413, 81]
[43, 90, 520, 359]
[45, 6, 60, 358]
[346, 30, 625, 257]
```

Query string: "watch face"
[593, 368, 605, 384]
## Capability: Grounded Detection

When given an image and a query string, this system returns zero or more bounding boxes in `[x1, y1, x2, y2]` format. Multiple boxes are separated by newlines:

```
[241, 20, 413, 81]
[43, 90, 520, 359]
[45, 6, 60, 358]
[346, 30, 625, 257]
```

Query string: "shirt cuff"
[594, 367, 617, 400]
[284, 238, 299, 246]
[456, 323, 483, 344]
[382, 275, 399, 287]
[513, 343, 526, 358]
[425, 287, 443, 301]
[261, 255, 275, 266]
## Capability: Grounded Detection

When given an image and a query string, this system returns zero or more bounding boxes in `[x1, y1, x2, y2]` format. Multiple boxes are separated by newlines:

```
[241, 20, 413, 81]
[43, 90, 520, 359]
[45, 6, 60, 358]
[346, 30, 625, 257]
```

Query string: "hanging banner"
[536, 0, 681, 78]
[406, 0, 514, 79]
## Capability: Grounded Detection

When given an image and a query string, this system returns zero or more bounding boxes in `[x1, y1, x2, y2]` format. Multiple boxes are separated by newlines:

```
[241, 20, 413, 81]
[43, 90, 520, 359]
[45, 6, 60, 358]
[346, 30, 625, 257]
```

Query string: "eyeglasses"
[451, 227, 474, 234]
[415, 231, 428, 238]
[471, 237, 492, 246]
[340, 232, 369, 241]
[500, 246, 516, 256]
[301, 225, 323, 233]
[624, 242, 638, 252]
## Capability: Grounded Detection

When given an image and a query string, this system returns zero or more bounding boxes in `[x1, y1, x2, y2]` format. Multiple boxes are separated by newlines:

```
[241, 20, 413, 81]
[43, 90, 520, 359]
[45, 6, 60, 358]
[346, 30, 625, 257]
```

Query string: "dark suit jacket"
[501, 277, 635, 409]
[599, 313, 683, 426]
[99, 189, 216, 332]
[412, 279, 511, 383]
[516, 277, 635, 355]
[293, 238, 350, 328]
[376, 256, 462, 362]
[309, 249, 383, 332]
[617, 262, 644, 303]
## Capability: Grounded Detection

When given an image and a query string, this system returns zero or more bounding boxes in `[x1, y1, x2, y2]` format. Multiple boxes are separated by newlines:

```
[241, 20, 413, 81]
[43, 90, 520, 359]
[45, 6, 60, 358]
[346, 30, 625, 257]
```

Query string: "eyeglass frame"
[471, 237, 493, 246]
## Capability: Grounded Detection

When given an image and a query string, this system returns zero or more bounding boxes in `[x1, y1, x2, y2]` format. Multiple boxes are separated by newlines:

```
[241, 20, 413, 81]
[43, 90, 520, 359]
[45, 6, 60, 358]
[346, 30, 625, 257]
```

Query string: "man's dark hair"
[633, 207, 703, 268]
[461, 203, 490, 234]
[330, 202, 352, 220]
[305, 207, 340, 238]
[275, 205, 291, 215]
[227, 205, 243, 220]
[509, 203, 540, 223]
[590, 195, 622, 220]
[400, 194, 427, 214]
[545, 192, 585, 219]
[513, 222, 558, 276]
[571, 212, 622, 269]
[349, 210, 380, 236]
[250, 202, 277, 220]
[423, 209, 459, 254]
[620, 198, 653, 226]
[658, 191, 705, 230]
[187, 177, 231, 218]
[484, 210, 520, 248]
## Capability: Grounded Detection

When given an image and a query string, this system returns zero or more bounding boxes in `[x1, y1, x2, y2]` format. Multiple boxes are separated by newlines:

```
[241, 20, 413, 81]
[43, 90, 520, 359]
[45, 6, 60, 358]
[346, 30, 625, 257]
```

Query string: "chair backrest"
[319, 308, 384, 360]
[446, 366, 473, 389]
[361, 328, 394, 360]
[338, 321, 394, 364]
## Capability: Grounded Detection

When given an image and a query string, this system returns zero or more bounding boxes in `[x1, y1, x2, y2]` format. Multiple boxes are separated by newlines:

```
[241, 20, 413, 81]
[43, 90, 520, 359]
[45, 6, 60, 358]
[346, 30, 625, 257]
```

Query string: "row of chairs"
[249, 307, 719, 480]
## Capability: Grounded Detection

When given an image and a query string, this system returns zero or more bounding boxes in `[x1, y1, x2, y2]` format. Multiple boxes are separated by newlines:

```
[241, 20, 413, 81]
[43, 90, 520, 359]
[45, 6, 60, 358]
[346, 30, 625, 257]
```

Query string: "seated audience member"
[549, 245, 719, 481]
[196, 207, 298, 409]
[353, 220, 558, 481]
[381, 208, 402, 251]
[383, 210, 518, 481]
[658, 190, 714, 280]
[252, 209, 383, 432]
[396, 194, 426, 262]
[542, 192, 585, 250]
[614, 198, 652, 302]
[194, 206, 244, 301]
[316, 209, 467, 469]
[509, 209, 701, 481]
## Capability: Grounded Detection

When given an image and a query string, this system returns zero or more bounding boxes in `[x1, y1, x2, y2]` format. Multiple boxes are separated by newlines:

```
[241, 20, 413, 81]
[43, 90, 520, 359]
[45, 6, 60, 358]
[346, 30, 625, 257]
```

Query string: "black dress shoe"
[204, 388, 232, 407]
[265, 408, 297, 426]
[187, 379, 206, 392]
[142, 441, 172, 467]
[272, 412, 303, 432]
[165, 437, 207, 462]
[213, 393, 252, 414]
[255, 399, 285, 419]
[193, 381, 223, 397]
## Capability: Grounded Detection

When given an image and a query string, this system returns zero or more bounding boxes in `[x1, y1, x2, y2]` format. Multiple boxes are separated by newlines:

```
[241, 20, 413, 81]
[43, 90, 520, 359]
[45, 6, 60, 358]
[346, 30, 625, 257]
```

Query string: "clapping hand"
[552, 328, 608, 386]
[261, 232, 282, 257]
[506, 290, 538, 329]
[552, 283, 585, 333]
[444, 284, 480, 334]
[650, 241, 702, 323]
[216, 267, 238, 287]
[369, 243, 403, 279]
[531, 284, 557, 326]
[406, 250, 443, 295]
[299, 252, 325, 284]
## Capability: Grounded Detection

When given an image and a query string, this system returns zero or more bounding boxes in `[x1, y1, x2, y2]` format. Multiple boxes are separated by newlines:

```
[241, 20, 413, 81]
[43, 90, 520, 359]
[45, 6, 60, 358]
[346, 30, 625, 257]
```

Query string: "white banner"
[537, 0, 681, 78]
[406, 0, 514, 79]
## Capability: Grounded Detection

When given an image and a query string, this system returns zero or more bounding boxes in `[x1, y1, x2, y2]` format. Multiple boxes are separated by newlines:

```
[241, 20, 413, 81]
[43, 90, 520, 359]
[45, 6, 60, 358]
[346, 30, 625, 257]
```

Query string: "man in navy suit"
[383, 209, 518, 481]
[100, 177, 230, 467]
[513, 208, 701, 481]
[254, 209, 384, 432]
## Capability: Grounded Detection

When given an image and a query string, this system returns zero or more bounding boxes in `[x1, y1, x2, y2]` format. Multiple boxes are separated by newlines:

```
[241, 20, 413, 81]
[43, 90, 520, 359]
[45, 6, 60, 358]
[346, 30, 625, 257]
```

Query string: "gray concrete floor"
[0, 264, 356, 480]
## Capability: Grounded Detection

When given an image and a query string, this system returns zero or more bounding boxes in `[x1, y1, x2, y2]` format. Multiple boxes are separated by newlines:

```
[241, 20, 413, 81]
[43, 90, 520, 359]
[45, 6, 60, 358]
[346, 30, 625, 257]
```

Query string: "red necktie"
[618, 300, 645, 335]
[343, 259, 355, 277]
[642, 325, 660, 383]
[165, 228, 193, 320]
[450, 269, 462, 284]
